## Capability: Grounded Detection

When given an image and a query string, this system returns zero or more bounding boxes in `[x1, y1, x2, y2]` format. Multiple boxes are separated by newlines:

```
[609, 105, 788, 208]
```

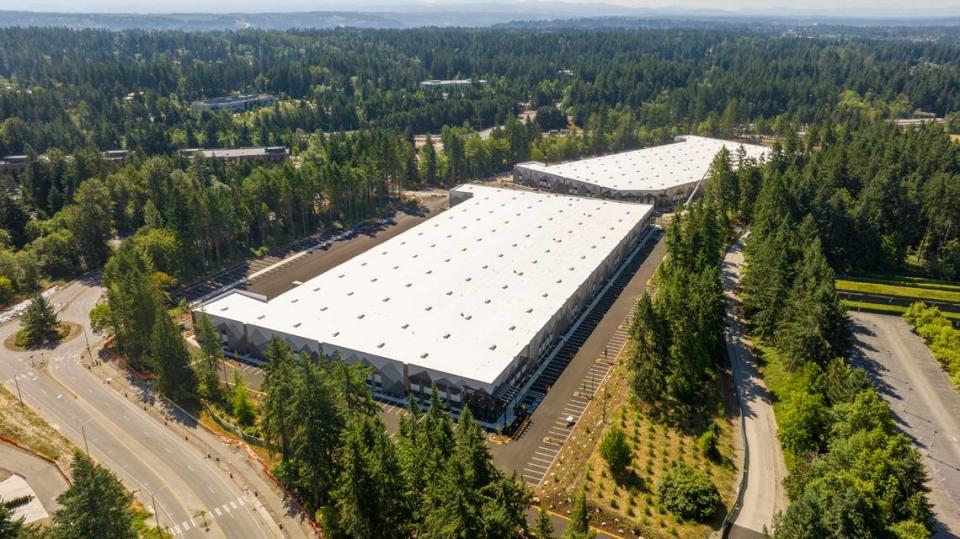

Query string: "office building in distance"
[179, 146, 290, 163]
[190, 94, 274, 112]
[197, 184, 652, 422]
[513, 135, 770, 206]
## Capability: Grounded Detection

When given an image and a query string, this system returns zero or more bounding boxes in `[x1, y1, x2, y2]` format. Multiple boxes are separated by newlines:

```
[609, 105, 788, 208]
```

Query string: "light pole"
[14, 375, 23, 408]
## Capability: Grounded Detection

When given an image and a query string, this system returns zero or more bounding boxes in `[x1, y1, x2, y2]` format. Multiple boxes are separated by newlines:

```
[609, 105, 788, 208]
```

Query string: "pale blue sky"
[7, 0, 960, 17]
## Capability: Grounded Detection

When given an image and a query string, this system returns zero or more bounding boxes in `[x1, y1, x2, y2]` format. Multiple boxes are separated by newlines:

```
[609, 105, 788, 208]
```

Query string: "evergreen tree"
[534, 507, 555, 539]
[51, 452, 137, 539]
[193, 312, 223, 401]
[629, 293, 668, 404]
[230, 371, 255, 427]
[259, 338, 298, 460]
[149, 311, 197, 402]
[0, 500, 24, 538]
[334, 416, 409, 539]
[289, 355, 344, 509]
[19, 292, 60, 345]
[599, 424, 632, 479]
[562, 488, 595, 539]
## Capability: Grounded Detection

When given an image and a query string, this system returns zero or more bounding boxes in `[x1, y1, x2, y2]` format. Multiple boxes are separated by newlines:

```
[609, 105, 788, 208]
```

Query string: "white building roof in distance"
[203, 184, 652, 388]
[519, 135, 770, 193]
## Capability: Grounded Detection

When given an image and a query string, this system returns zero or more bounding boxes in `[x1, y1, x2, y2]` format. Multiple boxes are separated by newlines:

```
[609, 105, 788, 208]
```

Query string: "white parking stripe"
[182, 521, 190, 531]
[230, 501, 238, 509]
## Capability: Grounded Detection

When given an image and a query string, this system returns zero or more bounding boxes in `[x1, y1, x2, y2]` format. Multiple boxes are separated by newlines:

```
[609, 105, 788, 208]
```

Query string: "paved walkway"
[0, 442, 68, 523]
[722, 234, 788, 537]
[850, 312, 960, 538]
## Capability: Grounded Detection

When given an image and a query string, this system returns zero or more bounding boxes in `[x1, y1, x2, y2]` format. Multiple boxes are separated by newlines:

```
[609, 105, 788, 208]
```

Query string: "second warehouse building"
[197, 184, 652, 421]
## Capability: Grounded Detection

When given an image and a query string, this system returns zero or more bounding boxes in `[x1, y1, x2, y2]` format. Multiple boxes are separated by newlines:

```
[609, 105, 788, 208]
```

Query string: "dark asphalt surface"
[850, 312, 960, 538]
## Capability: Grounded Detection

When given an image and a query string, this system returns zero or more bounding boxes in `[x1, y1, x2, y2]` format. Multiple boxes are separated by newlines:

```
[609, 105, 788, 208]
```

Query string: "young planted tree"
[230, 371, 255, 427]
[599, 424, 632, 479]
[51, 452, 137, 539]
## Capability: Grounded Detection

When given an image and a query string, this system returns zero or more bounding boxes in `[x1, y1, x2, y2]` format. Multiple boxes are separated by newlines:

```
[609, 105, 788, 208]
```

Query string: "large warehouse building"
[197, 184, 652, 422]
[513, 135, 770, 206]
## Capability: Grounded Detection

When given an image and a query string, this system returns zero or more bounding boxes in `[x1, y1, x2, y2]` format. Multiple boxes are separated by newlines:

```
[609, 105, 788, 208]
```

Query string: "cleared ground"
[849, 312, 960, 538]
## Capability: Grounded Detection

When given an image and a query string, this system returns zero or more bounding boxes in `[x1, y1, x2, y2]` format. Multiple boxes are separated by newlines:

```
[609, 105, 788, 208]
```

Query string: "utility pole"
[82, 325, 92, 361]
[152, 494, 164, 538]
[14, 375, 23, 408]
[81, 425, 90, 456]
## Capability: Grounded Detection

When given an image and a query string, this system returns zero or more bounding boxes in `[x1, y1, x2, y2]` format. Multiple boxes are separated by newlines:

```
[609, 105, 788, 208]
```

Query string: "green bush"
[599, 424, 632, 478]
[905, 302, 960, 389]
[656, 463, 720, 522]
[695, 424, 719, 460]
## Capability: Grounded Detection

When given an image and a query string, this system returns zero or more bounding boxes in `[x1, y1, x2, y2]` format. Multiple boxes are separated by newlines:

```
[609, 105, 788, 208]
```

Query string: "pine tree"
[52, 452, 137, 539]
[629, 293, 668, 404]
[599, 424, 632, 478]
[19, 292, 60, 345]
[259, 338, 298, 460]
[562, 489, 595, 539]
[333, 416, 409, 539]
[149, 311, 197, 402]
[534, 507, 555, 539]
[193, 313, 223, 401]
[289, 355, 344, 509]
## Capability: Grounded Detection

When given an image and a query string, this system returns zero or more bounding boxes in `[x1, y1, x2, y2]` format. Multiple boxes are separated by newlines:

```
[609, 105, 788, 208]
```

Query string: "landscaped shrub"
[656, 463, 720, 522]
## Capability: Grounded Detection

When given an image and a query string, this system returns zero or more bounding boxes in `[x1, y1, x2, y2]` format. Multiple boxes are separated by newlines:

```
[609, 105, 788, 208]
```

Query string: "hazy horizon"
[7, 0, 960, 18]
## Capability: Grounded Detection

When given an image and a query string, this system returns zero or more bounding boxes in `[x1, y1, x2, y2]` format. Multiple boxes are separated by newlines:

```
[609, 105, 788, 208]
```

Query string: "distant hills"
[2, 2, 960, 31]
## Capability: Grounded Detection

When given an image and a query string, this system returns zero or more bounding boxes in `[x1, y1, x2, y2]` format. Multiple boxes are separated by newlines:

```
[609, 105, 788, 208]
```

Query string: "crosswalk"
[170, 493, 254, 536]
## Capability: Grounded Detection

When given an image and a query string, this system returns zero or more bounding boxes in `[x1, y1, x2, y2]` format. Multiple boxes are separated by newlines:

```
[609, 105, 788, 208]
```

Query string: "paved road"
[849, 312, 960, 538]
[0, 442, 69, 519]
[0, 279, 308, 538]
[722, 235, 788, 538]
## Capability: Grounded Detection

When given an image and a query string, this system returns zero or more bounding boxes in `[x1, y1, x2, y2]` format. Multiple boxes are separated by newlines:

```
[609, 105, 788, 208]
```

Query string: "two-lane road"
[722, 234, 789, 538]
[1, 279, 298, 538]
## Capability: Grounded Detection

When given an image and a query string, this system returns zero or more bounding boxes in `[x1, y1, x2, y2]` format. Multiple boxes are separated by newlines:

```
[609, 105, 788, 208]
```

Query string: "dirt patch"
[0, 385, 77, 471]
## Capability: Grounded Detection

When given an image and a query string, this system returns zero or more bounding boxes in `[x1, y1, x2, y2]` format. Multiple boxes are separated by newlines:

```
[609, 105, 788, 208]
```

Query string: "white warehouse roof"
[201, 184, 652, 388]
[518, 135, 770, 193]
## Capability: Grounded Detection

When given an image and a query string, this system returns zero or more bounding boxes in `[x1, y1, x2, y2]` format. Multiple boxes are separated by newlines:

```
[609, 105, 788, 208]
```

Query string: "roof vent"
[333, 331, 340, 337]
[293, 322, 302, 328]
[406, 283, 413, 287]
[421, 352, 429, 359]
[320, 306, 328, 311]
[383, 297, 390, 302]
[526, 308, 533, 313]
[509, 325, 516, 330]
[357, 314, 365, 319]
[377, 342, 385, 348]
[443, 333, 451, 339]
[489, 344, 497, 350]
[313, 287, 320, 292]
[347, 291, 354, 296]
[425, 306, 433, 311]
[361, 261, 367, 266]
[338, 274, 345, 278]
[446, 291, 453, 296]
[257, 314, 265, 320]
[465, 315, 472, 320]
[371, 277, 378, 282]
[484, 299, 491, 304]
[402, 323, 409, 329]
[543, 293, 549, 297]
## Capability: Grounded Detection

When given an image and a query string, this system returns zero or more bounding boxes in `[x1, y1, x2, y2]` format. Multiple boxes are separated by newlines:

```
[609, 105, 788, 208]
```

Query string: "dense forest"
[1, 25, 960, 306]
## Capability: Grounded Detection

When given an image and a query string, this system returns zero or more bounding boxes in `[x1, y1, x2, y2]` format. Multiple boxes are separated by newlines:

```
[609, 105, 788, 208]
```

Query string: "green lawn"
[836, 279, 960, 304]
[841, 299, 960, 321]
[854, 274, 960, 293]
